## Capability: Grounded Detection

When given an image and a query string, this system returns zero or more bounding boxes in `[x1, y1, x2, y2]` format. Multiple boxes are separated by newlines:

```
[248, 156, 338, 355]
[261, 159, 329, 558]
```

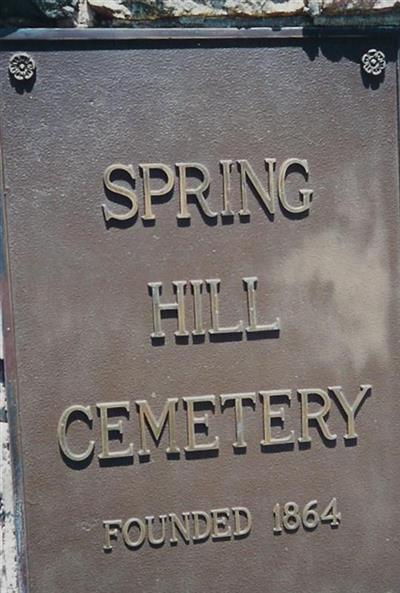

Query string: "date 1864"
[273, 498, 341, 533]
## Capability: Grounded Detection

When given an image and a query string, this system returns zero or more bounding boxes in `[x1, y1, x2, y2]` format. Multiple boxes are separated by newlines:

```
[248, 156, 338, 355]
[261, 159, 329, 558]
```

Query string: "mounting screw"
[9, 53, 36, 81]
[361, 49, 386, 76]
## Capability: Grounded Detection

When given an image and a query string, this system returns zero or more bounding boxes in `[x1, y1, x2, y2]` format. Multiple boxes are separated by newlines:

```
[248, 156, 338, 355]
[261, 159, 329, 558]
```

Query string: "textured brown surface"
[1, 34, 400, 593]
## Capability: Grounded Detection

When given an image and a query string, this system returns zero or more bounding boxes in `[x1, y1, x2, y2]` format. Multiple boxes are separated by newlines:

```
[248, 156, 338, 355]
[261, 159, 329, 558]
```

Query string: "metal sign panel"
[1, 30, 399, 593]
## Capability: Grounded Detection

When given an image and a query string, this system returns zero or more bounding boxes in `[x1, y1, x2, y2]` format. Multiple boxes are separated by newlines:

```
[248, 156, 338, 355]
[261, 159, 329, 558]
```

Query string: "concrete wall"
[0, 2, 399, 591]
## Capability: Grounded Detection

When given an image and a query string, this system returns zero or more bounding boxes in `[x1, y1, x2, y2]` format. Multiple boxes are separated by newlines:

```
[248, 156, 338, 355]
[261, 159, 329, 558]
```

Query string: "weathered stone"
[31, 0, 77, 19]
[87, 0, 132, 20]
[321, 0, 399, 14]
[102, 0, 400, 19]
[0, 0, 78, 22]
[123, 0, 306, 18]
[2, 0, 400, 23]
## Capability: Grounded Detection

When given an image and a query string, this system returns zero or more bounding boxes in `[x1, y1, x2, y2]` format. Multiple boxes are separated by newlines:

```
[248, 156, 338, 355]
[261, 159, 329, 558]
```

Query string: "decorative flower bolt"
[9, 53, 36, 81]
[361, 49, 386, 76]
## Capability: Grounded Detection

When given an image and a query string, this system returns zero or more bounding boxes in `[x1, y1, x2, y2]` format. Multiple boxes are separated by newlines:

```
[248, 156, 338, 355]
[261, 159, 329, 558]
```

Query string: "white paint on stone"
[1, 384, 18, 593]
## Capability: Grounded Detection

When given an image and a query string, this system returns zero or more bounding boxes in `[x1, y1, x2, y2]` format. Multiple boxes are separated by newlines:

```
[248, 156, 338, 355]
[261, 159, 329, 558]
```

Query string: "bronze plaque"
[1, 30, 399, 593]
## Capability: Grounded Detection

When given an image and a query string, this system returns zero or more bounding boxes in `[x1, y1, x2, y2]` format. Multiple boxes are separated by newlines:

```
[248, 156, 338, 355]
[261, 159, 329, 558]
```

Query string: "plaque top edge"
[0, 26, 398, 43]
